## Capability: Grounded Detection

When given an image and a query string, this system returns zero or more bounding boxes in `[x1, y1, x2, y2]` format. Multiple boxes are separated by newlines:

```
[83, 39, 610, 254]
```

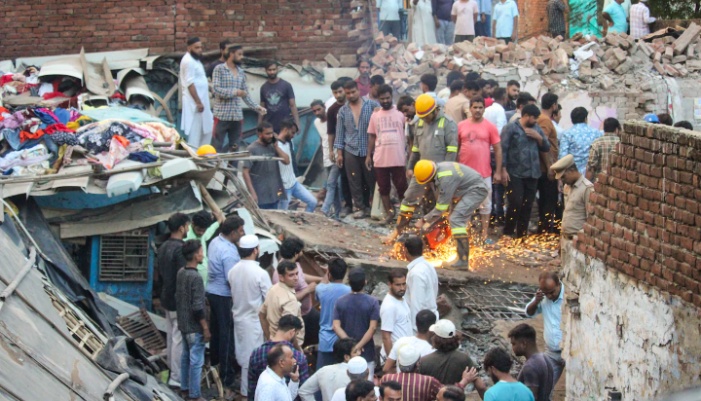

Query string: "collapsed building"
[2, 2, 701, 400]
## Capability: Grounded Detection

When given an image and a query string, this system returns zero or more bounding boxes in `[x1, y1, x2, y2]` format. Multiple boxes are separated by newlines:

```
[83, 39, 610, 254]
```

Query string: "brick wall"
[0, 0, 367, 64]
[577, 122, 701, 307]
[517, 0, 549, 39]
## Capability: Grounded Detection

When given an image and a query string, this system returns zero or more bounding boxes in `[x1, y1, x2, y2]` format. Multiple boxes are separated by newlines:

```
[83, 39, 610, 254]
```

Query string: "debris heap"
[363, 23, 701, 96]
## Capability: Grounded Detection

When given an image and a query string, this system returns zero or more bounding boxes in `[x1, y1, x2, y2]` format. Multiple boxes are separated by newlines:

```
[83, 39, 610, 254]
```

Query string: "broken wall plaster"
[561, 242, 701, 401]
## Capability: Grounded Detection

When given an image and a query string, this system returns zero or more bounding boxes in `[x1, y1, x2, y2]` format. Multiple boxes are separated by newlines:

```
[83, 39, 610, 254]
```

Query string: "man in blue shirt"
[525, 271, 566, 391]
[475, 0, 492, 37]
[559, 107, 602, 177]
[492, 0, 519, 44]
[315, 258, 352, 370]
[602, 0, 628, 36]
[481, 347, 535, 401]
[206, 215, 245, 398]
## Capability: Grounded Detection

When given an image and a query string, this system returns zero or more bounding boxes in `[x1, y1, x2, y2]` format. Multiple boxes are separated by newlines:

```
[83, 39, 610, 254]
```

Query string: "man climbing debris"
[384, 94, 458, 244]
[411, 160, 488, 269]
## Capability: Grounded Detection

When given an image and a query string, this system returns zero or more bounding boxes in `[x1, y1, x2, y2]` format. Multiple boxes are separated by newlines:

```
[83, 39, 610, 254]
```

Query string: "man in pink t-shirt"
[452, 0, 479, 43]
[457, 96, 503, 244]
[366, 84, 408, 224]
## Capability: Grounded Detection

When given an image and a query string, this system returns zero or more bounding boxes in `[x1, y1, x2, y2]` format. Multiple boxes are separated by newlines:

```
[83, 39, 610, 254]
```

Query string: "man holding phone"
[525, 272, 565, 391]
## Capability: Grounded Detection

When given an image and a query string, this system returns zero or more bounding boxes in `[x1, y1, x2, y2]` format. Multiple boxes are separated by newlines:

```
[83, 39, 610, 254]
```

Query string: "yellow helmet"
[415, 94, 437, 118]
[414, 160, 437, 184]
[196, 144, 217, 156]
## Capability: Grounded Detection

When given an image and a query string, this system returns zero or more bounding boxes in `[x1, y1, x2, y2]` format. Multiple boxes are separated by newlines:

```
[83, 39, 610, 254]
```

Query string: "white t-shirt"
[452, 0, 479, 36]
[314, 118, 333, 168]
[387, 336, 435, 372]
[277, 140, 296, 189]
[380, 294, 413, 356]
[378, 0, 402, 21]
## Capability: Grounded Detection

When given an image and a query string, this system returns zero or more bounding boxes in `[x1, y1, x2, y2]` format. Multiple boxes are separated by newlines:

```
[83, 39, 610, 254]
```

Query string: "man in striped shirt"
[334, 80, 380, 218]
[381, 346, 442, 401]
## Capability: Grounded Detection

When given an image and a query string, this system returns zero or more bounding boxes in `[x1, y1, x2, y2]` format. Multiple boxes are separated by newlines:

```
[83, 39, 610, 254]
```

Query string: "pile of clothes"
[0, 105, 180, 176]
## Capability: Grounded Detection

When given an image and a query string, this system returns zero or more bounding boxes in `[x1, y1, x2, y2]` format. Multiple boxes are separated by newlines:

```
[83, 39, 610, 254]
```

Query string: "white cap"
[429, 319, 456, 339]
[239, 234, 259, 249]
[397, 345, 421, 366]
[347, 356, 368, 374]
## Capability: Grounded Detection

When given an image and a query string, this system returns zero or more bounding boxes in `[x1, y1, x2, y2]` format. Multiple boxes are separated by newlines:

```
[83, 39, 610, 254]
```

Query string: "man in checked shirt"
[212, 45, 267, 152]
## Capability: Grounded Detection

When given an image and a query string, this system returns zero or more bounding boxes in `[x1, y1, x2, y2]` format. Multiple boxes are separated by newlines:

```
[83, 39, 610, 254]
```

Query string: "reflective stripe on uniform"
[446, 146, 458, 152]
[435, 203, 450, 211]
[411, 146, 420, 152]
[452, 227, 468, 235]
[400, 204, 415, 212]
[438, 117, 445, 128]
[436, 170, 453, 178]
[418, 120, 424, 127]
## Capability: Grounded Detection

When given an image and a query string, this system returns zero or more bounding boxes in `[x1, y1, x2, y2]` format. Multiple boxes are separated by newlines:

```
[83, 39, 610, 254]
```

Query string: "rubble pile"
[363, 24, 701, 95]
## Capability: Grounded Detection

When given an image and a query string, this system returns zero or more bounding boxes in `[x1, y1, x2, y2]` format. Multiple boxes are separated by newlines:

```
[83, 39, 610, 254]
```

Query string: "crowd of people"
[377, 0, 657, 48]
[178, 31, 692, 271]
[158, 207, 572, 401]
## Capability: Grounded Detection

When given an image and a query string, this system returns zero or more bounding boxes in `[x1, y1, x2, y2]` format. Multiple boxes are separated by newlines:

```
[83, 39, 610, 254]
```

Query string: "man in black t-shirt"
[259, 61, 300, 133]
[508, 323, 555, 401]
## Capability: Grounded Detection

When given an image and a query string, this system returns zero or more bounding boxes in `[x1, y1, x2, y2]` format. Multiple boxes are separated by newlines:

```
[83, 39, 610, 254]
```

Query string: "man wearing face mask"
[243, 123, 290, 209]
[180, 37, 213, 148]
[228, 235, 273, 399]
[259, 61, 300, 133]
[212, 45, 267, 152]
[366, 84, 408, 224]
[500, 104, 550, 239]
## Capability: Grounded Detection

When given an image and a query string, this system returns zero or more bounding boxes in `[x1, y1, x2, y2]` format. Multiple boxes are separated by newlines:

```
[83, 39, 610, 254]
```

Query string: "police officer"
[412, 160, 488, 268]
[384, 94, 459, 244]
[551, 154, 594, 240]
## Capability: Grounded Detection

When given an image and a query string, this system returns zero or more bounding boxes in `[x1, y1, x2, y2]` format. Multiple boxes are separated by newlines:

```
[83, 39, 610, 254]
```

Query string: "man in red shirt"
[366, 85, 408, 223]
[355, 59, 372, 98]
[457, 97, 502, 244]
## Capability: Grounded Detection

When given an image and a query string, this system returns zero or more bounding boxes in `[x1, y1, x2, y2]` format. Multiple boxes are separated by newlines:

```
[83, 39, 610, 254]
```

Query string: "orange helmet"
[415, 94, 437, 118]
[196, 144, 217, 156]
[414, 160, 437, 184]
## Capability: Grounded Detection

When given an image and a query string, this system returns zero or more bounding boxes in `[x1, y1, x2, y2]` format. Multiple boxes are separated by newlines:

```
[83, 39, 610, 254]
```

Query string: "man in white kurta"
[228, 235, 272, 398]
[180, 37, 213, 148]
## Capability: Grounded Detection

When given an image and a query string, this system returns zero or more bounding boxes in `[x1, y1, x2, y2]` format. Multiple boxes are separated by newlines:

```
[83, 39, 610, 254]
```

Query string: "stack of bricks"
[577, 122, 701, 307]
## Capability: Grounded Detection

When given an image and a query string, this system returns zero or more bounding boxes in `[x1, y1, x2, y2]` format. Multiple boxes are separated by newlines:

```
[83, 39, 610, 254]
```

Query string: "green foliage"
[647, 0, 701, 20]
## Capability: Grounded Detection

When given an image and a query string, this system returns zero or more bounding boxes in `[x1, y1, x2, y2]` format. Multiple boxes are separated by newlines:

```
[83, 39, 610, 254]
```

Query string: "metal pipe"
[103, 372, 130, 401]
[0, 246, 36, 313]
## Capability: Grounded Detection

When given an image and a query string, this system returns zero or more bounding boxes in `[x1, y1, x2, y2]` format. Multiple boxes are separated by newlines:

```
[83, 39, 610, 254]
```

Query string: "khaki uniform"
[561, 175, 594, 237]
[400, 113, 459, 217]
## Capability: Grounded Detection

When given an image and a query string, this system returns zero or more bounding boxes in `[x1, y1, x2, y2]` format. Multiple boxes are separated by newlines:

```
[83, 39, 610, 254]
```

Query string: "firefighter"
[384, 94, 459, 244]
[413, 160, 489, 268]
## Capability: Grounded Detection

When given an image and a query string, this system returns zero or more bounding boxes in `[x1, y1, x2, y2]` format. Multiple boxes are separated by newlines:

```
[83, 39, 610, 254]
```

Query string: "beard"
[267, 73, 278, 80]
[524, 121, 537, 128]
[190, 51, 202, 60]
[381, 102, 393, 110]
[233, 58, 242, 66]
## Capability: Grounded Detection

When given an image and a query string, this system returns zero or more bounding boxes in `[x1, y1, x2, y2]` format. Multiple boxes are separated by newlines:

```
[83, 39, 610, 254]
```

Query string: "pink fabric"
[45, 123, 75, 134]
[35, 108, 60, 124]
[457, 118, 500, 178]
[367, 107, 407, 168]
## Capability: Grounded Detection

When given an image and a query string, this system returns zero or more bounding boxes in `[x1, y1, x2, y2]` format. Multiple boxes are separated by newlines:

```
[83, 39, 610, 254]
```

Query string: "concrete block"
[672, 22, 701, 55]
[324, 53, 341, 68]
